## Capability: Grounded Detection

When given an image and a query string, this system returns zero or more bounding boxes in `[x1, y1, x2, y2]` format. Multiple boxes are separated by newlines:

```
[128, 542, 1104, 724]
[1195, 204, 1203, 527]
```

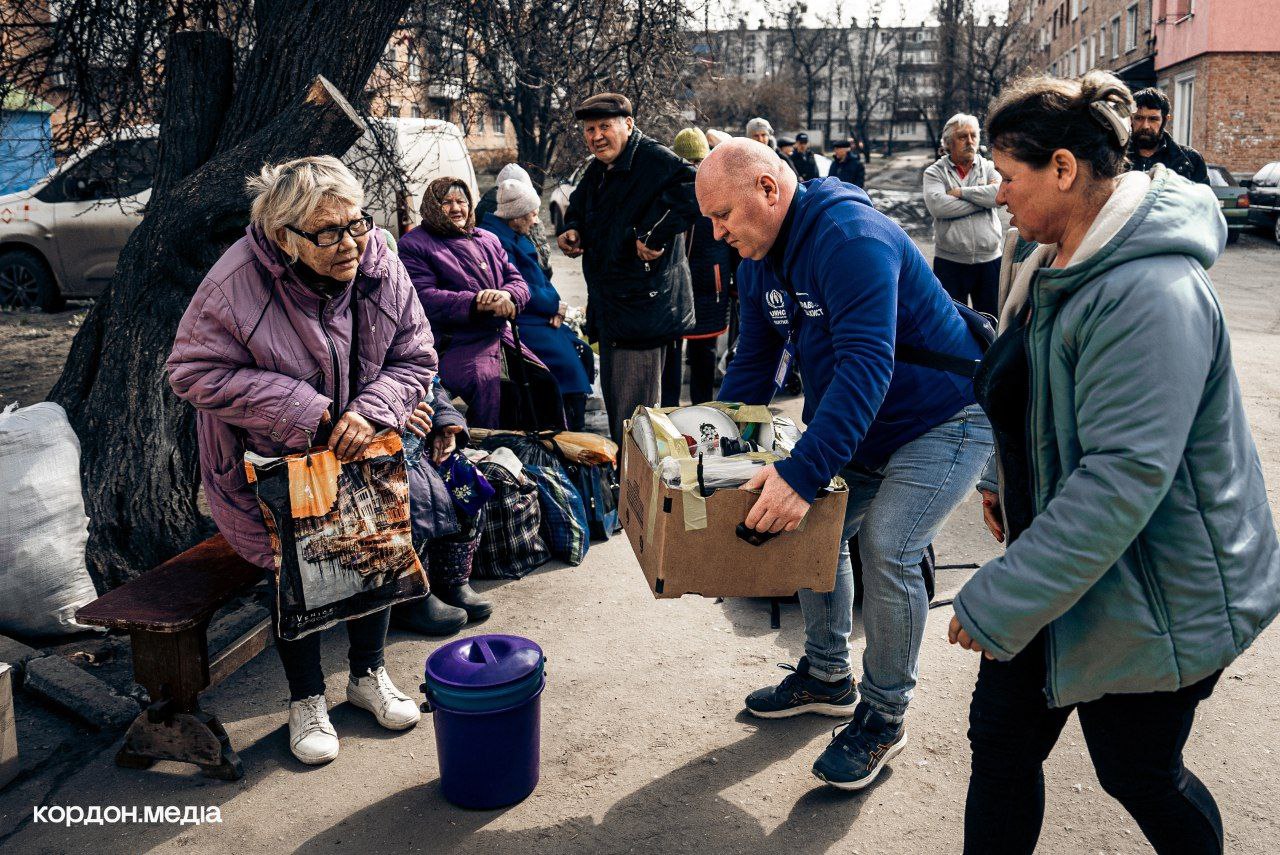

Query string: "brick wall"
[1159, 52, 1280, 173]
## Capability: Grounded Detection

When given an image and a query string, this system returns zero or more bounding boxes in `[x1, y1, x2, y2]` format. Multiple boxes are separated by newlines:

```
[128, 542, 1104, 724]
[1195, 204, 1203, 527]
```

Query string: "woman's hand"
[980, 489, 1005, 544]
[431, 425, 465, 464]
[406, 401, 434, 438]
[476, 289, 516, 319]
[948, 615, 995, 660]
[328, 410, 375, 462]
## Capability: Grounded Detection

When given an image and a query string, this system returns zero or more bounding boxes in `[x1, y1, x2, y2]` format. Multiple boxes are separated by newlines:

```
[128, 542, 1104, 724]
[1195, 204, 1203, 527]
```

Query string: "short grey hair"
[941, 113, 981, 147]
[247, 155, 364, 261]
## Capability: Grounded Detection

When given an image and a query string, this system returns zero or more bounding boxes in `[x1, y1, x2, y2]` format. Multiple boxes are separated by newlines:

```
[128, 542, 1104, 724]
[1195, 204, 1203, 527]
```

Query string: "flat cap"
[832, 138, 851, 149]
[574, 93, 633, 120]
[777, 136, 796, 147]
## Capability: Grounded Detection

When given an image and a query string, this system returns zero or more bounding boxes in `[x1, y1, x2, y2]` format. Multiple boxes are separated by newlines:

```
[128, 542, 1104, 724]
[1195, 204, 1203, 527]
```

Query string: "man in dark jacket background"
[830, 139, 866, 188]
[791, 132, 820, 181]
[1127, 87, 1209, 184]
[697, 138, 993, 791]
[557, 93, 698, 442]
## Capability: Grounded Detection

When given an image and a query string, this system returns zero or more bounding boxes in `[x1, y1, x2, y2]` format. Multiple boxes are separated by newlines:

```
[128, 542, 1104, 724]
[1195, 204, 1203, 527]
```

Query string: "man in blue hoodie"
[697, 139, 993, 790]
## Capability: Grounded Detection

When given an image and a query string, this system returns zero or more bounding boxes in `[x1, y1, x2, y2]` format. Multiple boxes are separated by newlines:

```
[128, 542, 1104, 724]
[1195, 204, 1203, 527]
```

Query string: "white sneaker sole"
[746, 702, 858, 719]
[347, 690, 420, 731]
[813, 733, 909, 791]
[291, 742, 339, 765]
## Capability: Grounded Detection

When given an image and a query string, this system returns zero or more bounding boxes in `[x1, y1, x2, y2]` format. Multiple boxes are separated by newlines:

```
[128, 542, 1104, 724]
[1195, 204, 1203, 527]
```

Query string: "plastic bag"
[245, 431, 427, 641]
[0, 403, 98, 635]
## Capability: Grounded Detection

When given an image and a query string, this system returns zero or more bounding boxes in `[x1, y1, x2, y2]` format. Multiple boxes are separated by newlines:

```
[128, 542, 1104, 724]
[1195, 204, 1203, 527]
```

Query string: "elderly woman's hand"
[476, 289, 517, 319]
[406, 401, 434, 438]
[431, 425, 465, 464]
[328, 410, 375, 462]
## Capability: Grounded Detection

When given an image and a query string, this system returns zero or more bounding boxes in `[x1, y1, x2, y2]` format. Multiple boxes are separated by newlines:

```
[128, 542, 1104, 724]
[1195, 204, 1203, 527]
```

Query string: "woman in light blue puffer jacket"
[948, 71, 1280, 855]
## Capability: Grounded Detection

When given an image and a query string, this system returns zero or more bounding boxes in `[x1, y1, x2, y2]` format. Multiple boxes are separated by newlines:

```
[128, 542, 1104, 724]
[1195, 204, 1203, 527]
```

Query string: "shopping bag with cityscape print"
[244, 431, 428, 641]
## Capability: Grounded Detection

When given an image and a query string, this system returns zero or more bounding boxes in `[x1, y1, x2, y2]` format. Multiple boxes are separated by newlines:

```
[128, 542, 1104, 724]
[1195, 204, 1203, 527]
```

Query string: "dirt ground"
[2, 177, 1279, 854]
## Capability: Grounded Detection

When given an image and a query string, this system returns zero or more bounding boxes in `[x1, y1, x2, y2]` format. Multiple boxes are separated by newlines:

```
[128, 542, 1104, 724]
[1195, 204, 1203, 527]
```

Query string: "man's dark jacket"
[1128, 132, 1209, 184]
[560, 130, 697, 349]
[791, 148, 820, 181]
[831, 153, 866, 188]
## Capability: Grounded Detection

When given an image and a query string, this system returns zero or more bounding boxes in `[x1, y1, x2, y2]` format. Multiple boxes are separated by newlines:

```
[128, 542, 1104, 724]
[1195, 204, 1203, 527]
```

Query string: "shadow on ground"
[297, 711, 881, 855]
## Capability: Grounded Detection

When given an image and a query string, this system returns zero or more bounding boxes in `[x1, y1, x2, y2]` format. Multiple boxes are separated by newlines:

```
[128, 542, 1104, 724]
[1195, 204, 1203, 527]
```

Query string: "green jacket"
[954, 167, 1280, 707]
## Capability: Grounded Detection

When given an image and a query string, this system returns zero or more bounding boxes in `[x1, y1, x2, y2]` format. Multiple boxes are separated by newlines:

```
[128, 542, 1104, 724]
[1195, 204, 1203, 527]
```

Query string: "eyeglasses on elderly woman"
[286, 212, 375, 248]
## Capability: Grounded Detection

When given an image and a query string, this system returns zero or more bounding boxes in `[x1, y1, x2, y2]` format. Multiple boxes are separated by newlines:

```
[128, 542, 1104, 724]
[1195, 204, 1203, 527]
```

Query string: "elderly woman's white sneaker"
[347, 666, 421, 730]
[288, 695, 339, 765]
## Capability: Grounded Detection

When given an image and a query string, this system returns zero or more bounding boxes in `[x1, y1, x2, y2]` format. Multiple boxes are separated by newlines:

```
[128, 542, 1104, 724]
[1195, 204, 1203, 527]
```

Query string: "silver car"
[0, 130, 156, 310]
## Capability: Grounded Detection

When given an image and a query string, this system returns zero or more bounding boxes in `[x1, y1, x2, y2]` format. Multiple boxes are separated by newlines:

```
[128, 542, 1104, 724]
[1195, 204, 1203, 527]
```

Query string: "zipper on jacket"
[639, 209, 673, 247]
[1132, 538, 1172, 634]
[319, 299, 341, 425]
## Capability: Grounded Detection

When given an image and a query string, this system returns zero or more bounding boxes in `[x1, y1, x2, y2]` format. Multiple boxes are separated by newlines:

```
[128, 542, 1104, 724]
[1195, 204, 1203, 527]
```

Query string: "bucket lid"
[426, 634, 544, 690]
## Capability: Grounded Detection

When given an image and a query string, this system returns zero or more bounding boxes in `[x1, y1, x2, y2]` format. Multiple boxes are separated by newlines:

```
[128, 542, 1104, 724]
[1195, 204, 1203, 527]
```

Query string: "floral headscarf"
[420, 177, 475, 238]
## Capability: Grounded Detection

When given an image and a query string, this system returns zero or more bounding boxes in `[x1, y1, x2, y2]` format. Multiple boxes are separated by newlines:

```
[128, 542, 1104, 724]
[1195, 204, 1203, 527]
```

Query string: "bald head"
[696, 138, 798, 260]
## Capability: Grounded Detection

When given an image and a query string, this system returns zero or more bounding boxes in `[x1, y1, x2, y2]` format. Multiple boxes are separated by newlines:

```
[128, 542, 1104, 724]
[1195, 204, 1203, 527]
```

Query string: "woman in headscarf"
[398, 177, 564, 430]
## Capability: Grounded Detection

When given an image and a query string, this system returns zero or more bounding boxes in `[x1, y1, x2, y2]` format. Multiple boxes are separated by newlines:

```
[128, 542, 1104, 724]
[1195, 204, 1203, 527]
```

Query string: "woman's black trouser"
[686, 338, 718, 405]
[266, 573, 390, 702]
[964, 632, 1223, 855]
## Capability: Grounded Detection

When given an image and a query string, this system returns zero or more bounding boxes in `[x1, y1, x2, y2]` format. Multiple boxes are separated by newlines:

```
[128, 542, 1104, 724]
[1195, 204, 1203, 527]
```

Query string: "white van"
[0, 118, 476, 310]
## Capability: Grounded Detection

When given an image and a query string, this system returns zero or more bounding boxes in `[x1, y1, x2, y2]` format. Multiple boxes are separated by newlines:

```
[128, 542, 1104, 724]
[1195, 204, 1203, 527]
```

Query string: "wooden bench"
[75, 535, 271, 780]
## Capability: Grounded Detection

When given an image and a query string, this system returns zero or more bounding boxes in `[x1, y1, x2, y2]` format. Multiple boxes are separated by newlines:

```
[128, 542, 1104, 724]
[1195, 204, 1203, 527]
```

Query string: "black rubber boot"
[391, 594, 467, 637]
[435, 583, 493, 622]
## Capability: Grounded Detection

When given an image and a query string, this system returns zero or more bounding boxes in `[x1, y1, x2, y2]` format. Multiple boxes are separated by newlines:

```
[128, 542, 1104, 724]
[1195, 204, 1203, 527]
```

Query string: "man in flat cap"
[830, 139, 865, 188]
[557, 93, 699, 443]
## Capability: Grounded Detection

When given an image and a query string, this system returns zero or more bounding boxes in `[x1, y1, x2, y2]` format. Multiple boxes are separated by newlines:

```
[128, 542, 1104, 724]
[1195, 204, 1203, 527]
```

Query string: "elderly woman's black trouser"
[964, 632, 1223, 855]
[265, 572, 390, 702]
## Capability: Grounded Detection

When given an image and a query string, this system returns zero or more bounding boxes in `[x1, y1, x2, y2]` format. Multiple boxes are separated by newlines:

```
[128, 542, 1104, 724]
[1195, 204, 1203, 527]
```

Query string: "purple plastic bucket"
[425, 635, 545, 810]
[431, 678, 544, 809]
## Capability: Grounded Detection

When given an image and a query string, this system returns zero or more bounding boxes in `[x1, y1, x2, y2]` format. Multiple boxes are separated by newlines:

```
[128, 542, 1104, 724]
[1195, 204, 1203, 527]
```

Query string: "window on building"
[744, 54, 756, 74]
[492, 110, 505, 133]
[411, 104, 422, 120]
[1081, 0, 1088, 11]
[1111, 15, 1121, 56]
[1070, 0, 1079, 21]
[1174, 74, 1195, 146]
[388, 103, 401, 119]
[475, 110, 485, 133]
[407, 43, 420, 81]
[1098, 25, 1107, 62]
[436, 102, 450, 122]
[1126, 4, 1138, 50]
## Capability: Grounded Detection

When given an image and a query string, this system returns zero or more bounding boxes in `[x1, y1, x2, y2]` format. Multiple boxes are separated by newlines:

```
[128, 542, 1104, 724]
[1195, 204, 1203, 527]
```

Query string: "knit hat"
[496, 162, 533, 188]
[495, 178, 540, 220]
[574, 93, 633, 120]
[705, 129, 730, 148]
[745, 117, 773, 137]
[672, 128, 709, 162]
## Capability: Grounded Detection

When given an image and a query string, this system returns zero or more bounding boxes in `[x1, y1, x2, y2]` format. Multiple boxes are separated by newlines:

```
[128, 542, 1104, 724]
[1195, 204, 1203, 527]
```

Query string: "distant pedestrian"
[791, 132, 819, 181]
[923, 113, 1003, 316]
[1127, 87, 1209, 184]
[830, 139, 866, 188]
[776, 136, 799, 176]
[556, 93, 698, 443]
[746, 117, 797, 176]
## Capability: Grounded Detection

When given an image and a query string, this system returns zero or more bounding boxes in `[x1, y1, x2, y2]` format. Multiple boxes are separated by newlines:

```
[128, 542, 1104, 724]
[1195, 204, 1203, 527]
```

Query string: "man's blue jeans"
[799, 404, 993, 720]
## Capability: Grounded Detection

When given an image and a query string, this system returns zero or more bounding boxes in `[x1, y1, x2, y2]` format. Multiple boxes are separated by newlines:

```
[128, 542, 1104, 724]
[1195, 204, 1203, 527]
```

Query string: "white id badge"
[772, 342, 796, 395]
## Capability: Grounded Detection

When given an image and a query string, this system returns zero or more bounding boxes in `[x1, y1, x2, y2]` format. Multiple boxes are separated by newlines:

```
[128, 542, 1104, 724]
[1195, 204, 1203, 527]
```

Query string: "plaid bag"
[473, 459, 549, 580]
[525, 464, 589, 566]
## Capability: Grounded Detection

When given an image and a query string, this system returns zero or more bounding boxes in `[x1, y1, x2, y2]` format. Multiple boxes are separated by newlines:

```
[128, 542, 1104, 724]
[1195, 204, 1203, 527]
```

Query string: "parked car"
[1245, 161, 1280, 245]
[548, 157, 591, 233]
[0, 118, 477, 311]
[1206, 164, 1250, 245]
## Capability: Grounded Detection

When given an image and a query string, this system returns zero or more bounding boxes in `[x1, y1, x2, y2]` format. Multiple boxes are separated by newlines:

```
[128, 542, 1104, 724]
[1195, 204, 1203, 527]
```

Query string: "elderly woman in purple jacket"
[166, 156, 481, 767]
[399, 177, 565, 430]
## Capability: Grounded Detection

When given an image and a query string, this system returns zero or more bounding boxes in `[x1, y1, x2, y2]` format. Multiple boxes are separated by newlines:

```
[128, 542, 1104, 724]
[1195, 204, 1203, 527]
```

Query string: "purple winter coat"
[166, 225, 437, 569]
[397, 225, 545, 427]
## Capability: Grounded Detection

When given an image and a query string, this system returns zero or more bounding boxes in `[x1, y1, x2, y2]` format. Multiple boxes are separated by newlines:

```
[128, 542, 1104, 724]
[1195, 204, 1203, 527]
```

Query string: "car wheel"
[1226, 229, 1239, 245]
[550, 204, 562, 232]
[1274, 216, 1280, 246]
[0, 249, 63, 312]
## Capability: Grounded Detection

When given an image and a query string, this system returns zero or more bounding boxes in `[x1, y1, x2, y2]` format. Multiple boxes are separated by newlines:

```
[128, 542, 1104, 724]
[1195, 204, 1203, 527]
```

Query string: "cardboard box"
[620, 431, 848, 598]
[0, 663, 17, 789]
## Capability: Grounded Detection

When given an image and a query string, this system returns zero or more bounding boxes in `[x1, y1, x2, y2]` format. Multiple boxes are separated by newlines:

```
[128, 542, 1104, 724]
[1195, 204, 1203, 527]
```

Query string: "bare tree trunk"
[48, 1, 412, 590]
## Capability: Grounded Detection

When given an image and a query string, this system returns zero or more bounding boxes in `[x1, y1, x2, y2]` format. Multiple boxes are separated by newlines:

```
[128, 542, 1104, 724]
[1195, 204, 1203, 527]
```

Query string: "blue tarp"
[0, 94, 55, 196]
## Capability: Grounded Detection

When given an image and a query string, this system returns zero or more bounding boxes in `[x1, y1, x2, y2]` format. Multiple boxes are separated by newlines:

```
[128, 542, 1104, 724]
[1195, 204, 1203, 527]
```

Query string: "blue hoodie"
[718, 178, 979, 501]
